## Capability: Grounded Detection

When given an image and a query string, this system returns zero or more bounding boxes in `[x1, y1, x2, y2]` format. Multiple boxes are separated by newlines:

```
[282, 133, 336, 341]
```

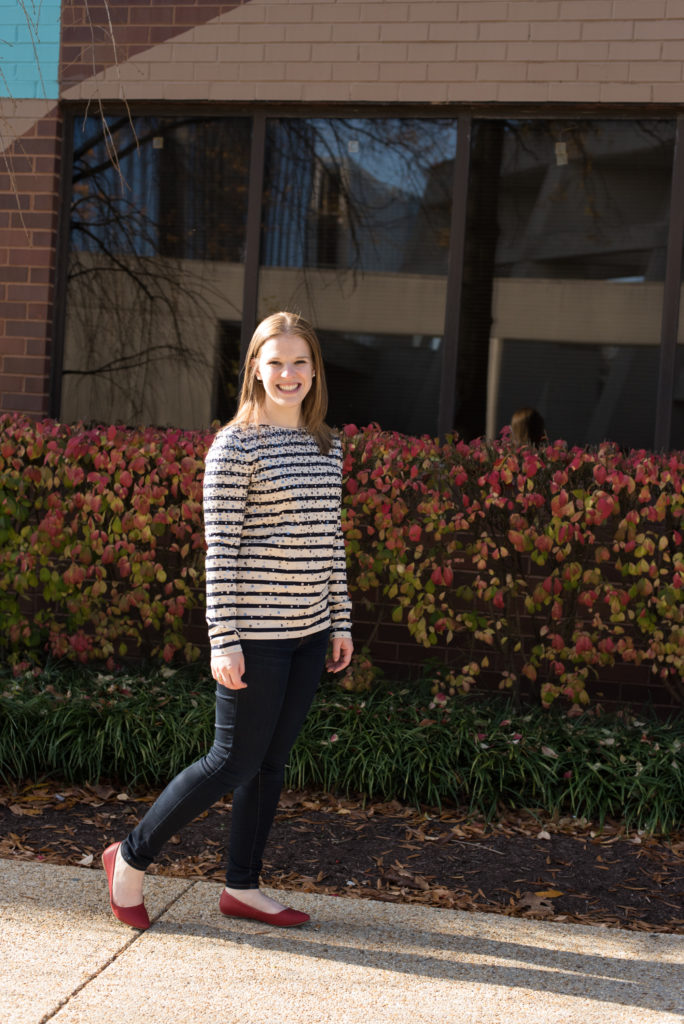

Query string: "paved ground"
[1, 858, 682, 1024]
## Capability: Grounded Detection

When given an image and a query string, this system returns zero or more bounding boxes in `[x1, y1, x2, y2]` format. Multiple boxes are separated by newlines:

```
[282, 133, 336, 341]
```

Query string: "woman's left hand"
[326, 636, 354, 673]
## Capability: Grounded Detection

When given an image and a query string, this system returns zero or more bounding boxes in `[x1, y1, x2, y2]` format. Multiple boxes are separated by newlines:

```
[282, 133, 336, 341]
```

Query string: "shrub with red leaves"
[1, 415, 682, 710]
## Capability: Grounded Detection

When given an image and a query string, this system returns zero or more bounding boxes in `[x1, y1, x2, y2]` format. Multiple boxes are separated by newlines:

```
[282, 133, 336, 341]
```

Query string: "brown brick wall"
[60, 0, 244, 87]
[61, 0, 684, 105]
[0, 101, 61, 418]
[350, 593, 679, 714]
[182, 586, 676, 712]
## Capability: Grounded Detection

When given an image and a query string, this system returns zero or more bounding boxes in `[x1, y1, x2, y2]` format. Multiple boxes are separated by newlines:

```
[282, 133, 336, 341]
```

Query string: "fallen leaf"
[535, 889, 563, 899]
[537, 830, 551, 841]
[10, 804, 43, 817]
[515, 891, 555, 918]
[76, 853, 94, 867]
[383, 869, 430, 891]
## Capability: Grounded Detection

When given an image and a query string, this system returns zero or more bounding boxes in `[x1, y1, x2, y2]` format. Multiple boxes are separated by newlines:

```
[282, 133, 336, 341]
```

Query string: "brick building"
[2, 1, 684, 447]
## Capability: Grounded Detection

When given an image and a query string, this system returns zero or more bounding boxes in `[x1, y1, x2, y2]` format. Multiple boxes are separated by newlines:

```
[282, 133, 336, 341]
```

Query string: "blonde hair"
[510, 407, 545, 446]
[228, 312, 334, 455]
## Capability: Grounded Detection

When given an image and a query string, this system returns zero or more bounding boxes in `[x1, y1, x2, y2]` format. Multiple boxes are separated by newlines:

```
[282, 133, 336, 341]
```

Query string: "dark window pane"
[215, 321, 242, 423]
[672, 341, 684, 450]
[319, 329, 442, 437]
[671, 233, 684, 450]
[158, 120, 250, 262]
[496, 340, 658, 450]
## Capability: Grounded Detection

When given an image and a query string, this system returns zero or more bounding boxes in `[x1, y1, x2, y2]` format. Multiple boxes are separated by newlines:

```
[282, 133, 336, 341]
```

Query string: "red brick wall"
[182, 588, 679, 712]
[350, 592, 679, 715]
[60, 0, 244, 88]
[0, 103, 62, 418]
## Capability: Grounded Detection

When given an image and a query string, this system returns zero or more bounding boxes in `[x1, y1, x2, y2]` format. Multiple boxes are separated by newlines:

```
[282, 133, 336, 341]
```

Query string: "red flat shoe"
[219, 890, 309, 927]
[102, 842, 150, 931]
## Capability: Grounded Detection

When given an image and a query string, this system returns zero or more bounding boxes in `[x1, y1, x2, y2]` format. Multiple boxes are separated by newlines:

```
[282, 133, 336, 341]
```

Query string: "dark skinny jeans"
[121, 629, 329, 888]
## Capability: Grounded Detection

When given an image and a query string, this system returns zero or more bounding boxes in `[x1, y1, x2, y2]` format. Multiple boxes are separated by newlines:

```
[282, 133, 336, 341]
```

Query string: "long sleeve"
[203, 429, 250, 655]
[329, 480, 353, 638]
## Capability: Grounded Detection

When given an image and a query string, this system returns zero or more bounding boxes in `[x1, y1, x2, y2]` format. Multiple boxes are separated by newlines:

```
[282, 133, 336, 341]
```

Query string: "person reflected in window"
[510, 407, 546, 446]
[102, 312, 353, 931]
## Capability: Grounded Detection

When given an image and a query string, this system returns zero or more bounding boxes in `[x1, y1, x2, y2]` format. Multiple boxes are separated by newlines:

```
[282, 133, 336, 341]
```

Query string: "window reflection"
[465, 119, 675, 448]
[319, 329, 442, 437]
[62, 116, 250, 428]
[259, 118, 457, 436]
[59, 113, 681, 446]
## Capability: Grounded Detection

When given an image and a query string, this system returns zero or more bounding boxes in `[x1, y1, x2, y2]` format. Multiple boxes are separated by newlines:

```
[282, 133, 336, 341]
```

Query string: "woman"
[103, 312, 354, 930]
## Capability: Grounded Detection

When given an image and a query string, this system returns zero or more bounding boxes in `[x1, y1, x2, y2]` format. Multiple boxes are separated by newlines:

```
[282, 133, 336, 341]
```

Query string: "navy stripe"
[203, 424, 352, 653]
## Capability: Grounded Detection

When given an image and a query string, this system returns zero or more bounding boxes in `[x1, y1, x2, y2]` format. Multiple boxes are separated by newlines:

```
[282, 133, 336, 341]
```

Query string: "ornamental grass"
[1, 664, 680, 833]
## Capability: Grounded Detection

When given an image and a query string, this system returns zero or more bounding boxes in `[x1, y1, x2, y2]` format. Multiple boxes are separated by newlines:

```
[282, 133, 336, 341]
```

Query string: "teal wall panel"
[0, 1, 61, 99]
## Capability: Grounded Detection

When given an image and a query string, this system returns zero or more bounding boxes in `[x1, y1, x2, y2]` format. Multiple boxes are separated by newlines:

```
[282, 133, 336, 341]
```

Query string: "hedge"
[340, 425, 684, 710]
[1, 414, 682, 710]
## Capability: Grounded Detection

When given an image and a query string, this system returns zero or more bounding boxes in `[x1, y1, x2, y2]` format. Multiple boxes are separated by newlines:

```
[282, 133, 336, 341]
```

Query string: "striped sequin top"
[203, 423, 353, 654]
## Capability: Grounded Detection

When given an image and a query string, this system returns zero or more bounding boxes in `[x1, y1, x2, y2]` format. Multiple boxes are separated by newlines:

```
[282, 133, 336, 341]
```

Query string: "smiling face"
[253, 334, 315, 426]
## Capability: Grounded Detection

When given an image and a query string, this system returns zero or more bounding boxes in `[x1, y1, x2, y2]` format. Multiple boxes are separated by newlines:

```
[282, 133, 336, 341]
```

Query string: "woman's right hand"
[211, 651, 247, 690]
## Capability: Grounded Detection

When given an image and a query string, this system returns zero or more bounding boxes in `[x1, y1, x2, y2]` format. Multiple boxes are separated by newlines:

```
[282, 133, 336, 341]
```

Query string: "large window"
[464, 119, 676, 448]
[61, 116, 250, 427]
[259, 118, 457, 435]
[59, 112, 684, 449]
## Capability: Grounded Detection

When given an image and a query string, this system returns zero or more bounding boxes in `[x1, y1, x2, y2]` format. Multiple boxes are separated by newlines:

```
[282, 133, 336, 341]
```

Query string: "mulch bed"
[1, 781, 682, 933]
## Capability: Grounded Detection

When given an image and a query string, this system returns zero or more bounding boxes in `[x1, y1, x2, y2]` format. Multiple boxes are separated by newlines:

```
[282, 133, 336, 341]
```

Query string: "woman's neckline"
[251, 422, 308, 432]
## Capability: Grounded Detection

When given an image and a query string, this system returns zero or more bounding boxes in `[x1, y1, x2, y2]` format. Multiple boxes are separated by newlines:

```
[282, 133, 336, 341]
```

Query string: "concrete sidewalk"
[1, 859, 682, 1024]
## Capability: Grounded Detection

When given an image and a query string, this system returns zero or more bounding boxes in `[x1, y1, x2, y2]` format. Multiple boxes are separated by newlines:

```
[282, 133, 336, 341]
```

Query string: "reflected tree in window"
[465, 118, 675, 448]
[63, 116, 250, 426]
[262, 118, 454, 276]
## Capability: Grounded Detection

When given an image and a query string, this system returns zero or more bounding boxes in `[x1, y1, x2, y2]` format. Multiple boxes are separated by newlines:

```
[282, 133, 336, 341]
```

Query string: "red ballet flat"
[102, 842, 150, 931]
[219, 890, 309, 927]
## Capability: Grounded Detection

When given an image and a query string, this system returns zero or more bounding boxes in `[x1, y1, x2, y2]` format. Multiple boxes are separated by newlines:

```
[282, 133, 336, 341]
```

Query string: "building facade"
[2, 1, 684, 449]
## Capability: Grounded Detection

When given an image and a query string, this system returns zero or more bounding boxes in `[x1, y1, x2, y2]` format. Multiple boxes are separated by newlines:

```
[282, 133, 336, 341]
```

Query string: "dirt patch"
[1, 783, 682, 933]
